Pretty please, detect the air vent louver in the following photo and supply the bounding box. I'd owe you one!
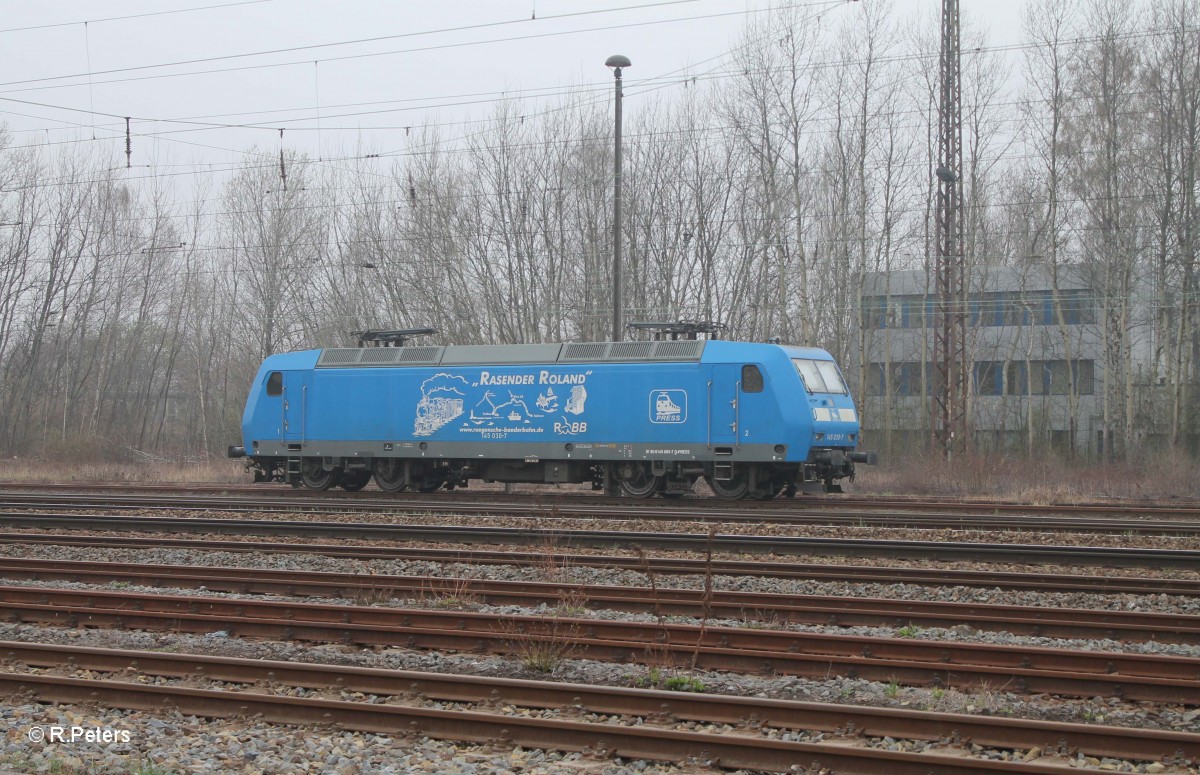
[316,349,361,366]
[359,348,402,364]
[608,341,653,359]
[652,340,704,359]
[561,343,609,361]
[398,346,444,364]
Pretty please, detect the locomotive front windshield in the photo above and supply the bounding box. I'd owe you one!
[793,358,847,394]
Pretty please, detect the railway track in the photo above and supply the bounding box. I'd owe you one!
[1,512,1197,567]
[2,532,1196,595]
[1,641,1193,773]
[2,557,1196,644]
[2,585,1196,703]
[4,490,1200,535]
[5,480,1200,519]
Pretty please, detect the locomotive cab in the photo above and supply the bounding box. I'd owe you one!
[792,355,873,491]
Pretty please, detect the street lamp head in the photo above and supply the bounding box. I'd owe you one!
[605,54,631,71]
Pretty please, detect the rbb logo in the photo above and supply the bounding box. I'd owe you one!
[554,421,587,435]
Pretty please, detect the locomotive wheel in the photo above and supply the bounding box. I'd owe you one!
[373,459,408,492]
[709,463,775,500]
[706,472,749,500]
[615,463,662,498]
[338,469,372,491]
[300,459,337,491]
[708,465,778,501]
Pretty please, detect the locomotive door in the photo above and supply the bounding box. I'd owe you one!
[282,371,310,443]
[708,365,739,448]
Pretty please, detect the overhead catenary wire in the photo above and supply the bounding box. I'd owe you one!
[0,1,274,35]
[0,18,1181,200]
[0,0,854,184]
[0,3,1194,278]
[0,0,717,90]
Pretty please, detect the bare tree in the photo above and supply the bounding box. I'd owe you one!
[1065,0,1148,461]
[1142,0,1200,451]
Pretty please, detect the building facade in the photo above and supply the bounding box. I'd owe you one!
[854,266,1156,457]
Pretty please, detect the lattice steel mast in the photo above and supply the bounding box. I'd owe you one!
[933,0,967,457]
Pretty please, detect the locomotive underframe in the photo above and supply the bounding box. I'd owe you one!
[237,440,860,499]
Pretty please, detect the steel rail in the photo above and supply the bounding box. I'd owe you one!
[0,532,1196,596]
[3,492,1198,535]
[0,513,1197,568]
[0,641,1193,768]
[2,557,1195,644]
[0,585,1195,702]
[0,672,1118,774]
[4,481,1200,518]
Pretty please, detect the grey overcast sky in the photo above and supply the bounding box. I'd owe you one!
[0,1,1026,174]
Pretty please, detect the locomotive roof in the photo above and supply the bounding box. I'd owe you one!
[264,340,834,370]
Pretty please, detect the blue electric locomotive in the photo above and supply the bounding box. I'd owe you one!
[228,338,875,499]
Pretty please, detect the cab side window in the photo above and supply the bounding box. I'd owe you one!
[742,365,764,393]
[266,372,283,396]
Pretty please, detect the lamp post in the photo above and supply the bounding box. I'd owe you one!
[606,54,631,342]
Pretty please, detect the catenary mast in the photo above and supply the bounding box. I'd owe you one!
[932,0,967,457]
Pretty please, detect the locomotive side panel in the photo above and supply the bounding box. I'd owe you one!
[257,358,800,464]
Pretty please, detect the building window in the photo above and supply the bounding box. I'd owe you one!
[861,296,889,329]
[1005,360,1094,395]
[973,361,1003,396]
[1006,361,1033,395]
[899,295,924,328]
[1055,290,1095,325]
[894,362,924,396]
[864,289,1095,329]
[866,363,886,396]
[1058,360,1094,395]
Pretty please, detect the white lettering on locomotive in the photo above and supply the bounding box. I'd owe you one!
[478,371,535,386]
[538,370,588,385]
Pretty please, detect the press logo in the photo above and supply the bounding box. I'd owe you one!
[29,726,132,744]
[650,390,686,423]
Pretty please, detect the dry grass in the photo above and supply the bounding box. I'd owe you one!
[530,530,575,584]
[0,457,244,485]
[7,445,1199,504]
[501,616,581,674]
[553,586,590,617]
[420,576,482,611]
[346,584,399,607]
[854,448,1200,503]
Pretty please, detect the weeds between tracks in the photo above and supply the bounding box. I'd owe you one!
[421,574,482,611]
[501,614,582,674]
[691,528,716,671]
[346,582,397,607]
